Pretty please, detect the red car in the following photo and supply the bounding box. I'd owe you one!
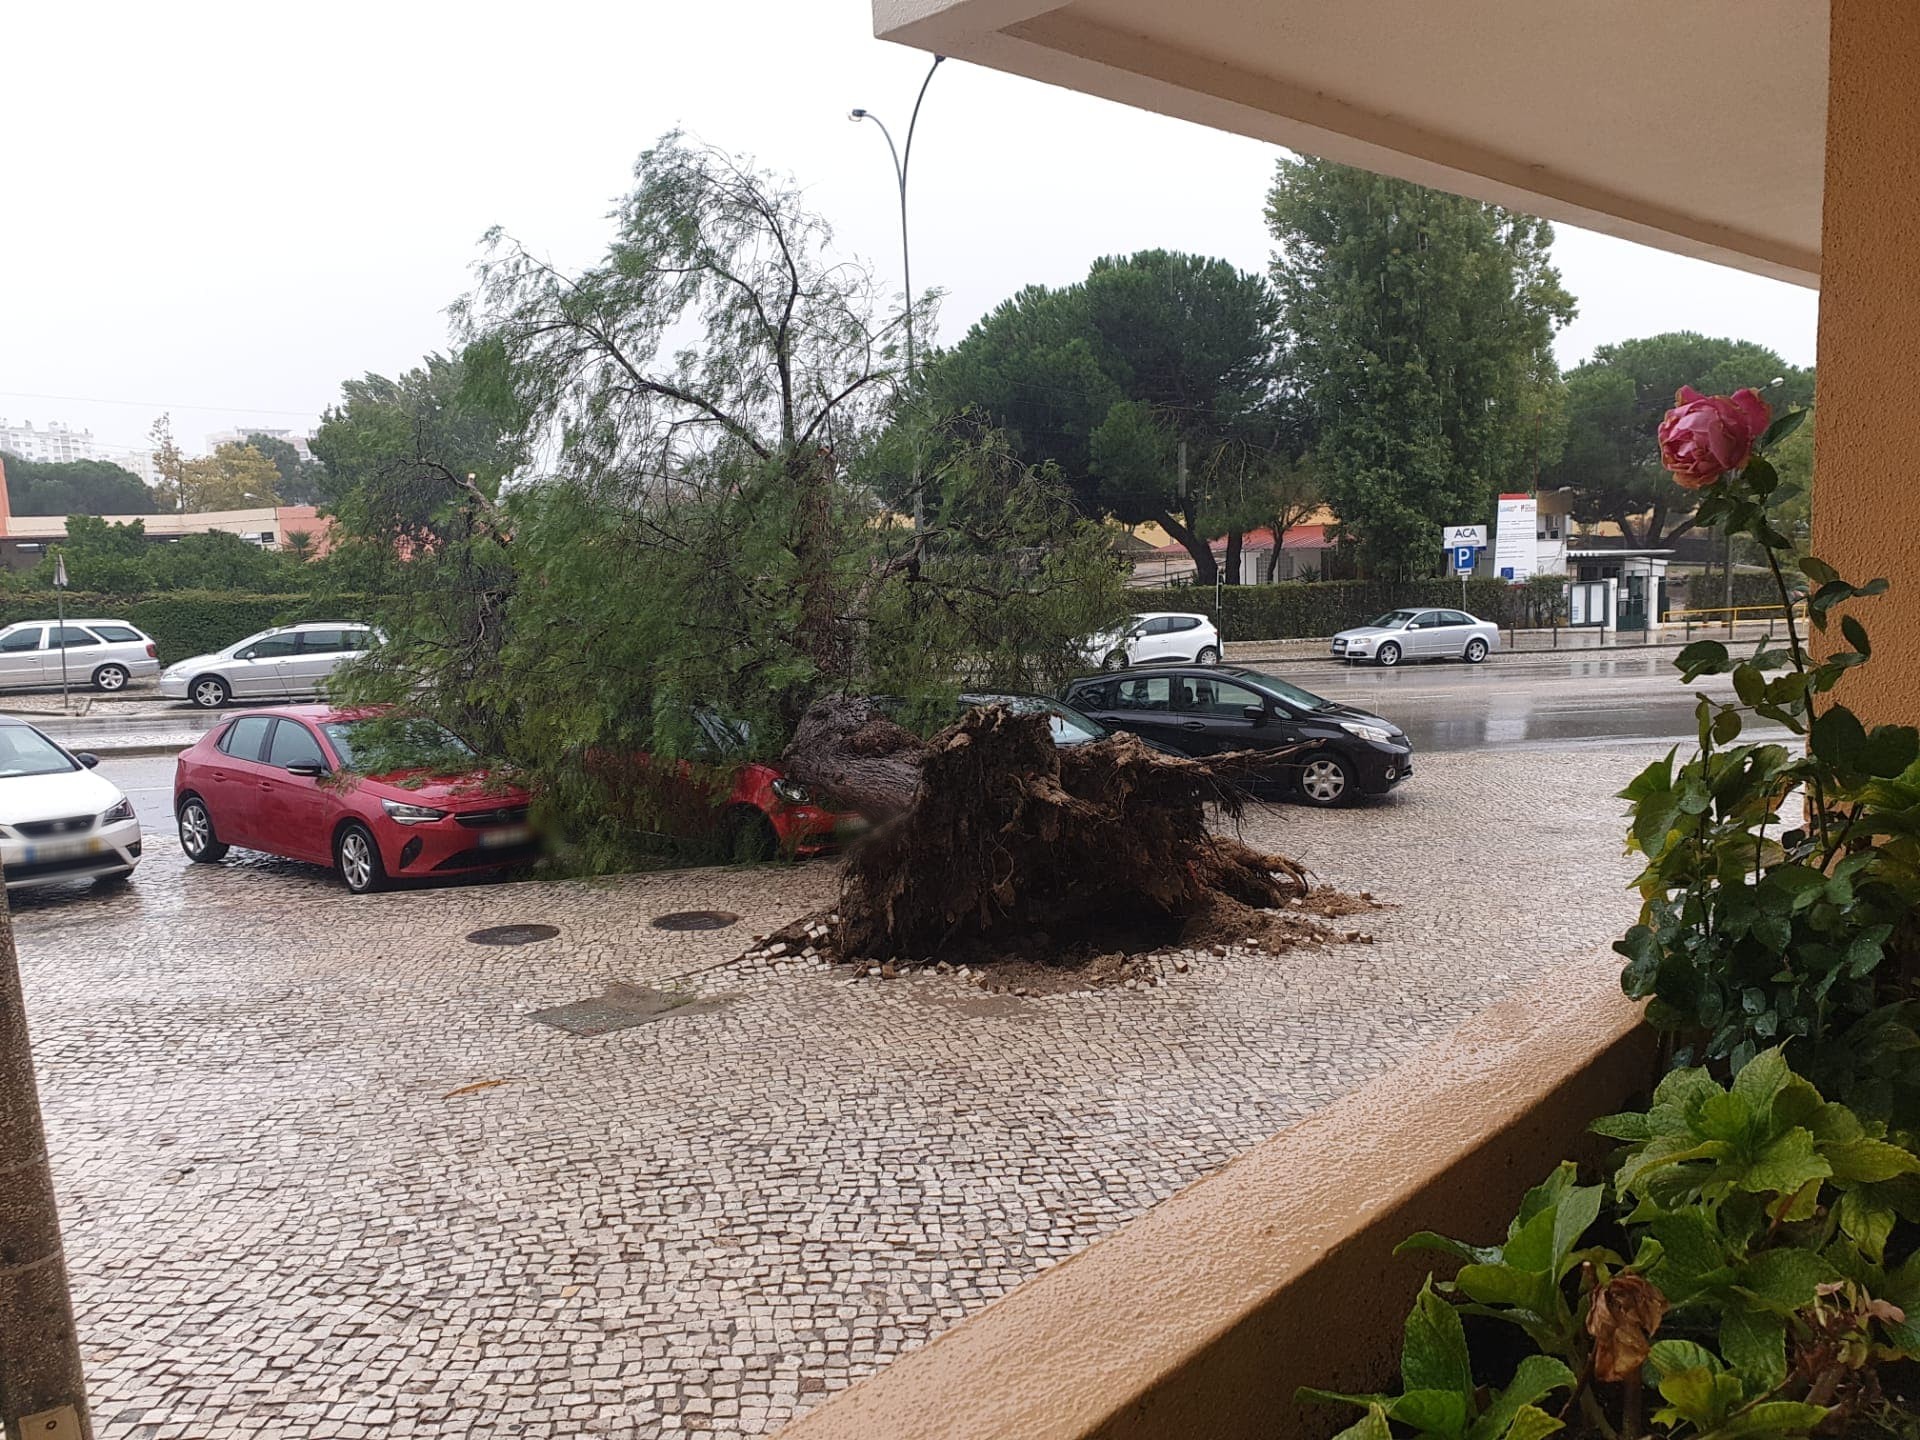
[173,705,536,893]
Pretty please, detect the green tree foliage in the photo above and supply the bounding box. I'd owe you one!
[0,453,156,515]
[243,433,327,505]
[330,134,1124,868]
[178,442,280,511]
[38,515,308,594]
[1546,333,1813,548]
[1266,158,1574,577]
[931,250,1304,584]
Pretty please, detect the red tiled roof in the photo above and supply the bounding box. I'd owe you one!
[1152,523,1332,557]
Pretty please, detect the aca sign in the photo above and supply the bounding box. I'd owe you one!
[1440,524,1488,549]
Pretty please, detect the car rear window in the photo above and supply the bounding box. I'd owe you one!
[298,629,352,653]
[52,627,100,647]
[88,625,144,642]
[219,715,275,762]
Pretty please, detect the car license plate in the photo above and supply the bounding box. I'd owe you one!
[24,836,104,863]
[477,825,531,849]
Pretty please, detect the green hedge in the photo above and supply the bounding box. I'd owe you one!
[1127,578,1561,641]
[0,591,363,666]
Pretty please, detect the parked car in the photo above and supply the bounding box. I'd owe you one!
[587,710,862,860]
[1330,608,1500,667]
[952,692,1183,756]
[159,621,378,709]
[0,618,160,693]
[0,717,142,888]
[1060,665,1413,807]
[1084,612,1221,670]
[173,705,535,893]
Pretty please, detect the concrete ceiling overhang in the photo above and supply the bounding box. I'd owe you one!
[874,0,1826,288]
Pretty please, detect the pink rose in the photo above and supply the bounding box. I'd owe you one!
[1657,386,1772,490]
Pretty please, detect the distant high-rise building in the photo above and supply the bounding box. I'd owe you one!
[204,426,316,463]
[0,418,155,485]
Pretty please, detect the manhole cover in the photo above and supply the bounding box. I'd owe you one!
[650,910,740,931]
[468,924,560,946]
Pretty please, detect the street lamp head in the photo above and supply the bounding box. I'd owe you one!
[849,108,868,120]
[1770,376,1786,387]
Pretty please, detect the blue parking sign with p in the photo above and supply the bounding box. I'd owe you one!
[1451,545,1476,573]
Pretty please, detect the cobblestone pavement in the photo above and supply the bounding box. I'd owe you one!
[14,744,1654,1438]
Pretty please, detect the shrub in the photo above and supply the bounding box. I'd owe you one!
[1124,578,1558,641]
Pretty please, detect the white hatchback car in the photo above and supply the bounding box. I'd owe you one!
[160,622,378,709]
[0,618,161,693]
[1088,612,1221,670]
[0,717,141,889]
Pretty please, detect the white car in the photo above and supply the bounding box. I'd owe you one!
[0,618,161,693]
[1088,612,1221,670]
[160,622,378,709]
[0,717,141,889]
[1330,608,1502,667]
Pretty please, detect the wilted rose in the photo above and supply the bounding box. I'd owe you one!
[1587,1274,1669,1382]
[1657,386,1772,489]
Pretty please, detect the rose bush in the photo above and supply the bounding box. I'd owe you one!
[1657,385,1774,489]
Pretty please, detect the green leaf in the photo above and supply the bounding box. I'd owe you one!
[1841,613,1872,658]
[1718,1304,1787,1389]
[1678,639,1733,678]
[1655,1364,1733,1430]
[1810,706,1868,771]
[1330,1404,1394,1440]
[1838,1189,1896,1264]
[1761,407,1809,450]
[1389,1389,1470,1436]
[1396,1232,1503,1266]
[1712,1401,1830,1438]
[1454,1262,1551,1315]
[1743,1129,1831,1197]
[1737,1247,1839,1309]
[1711,708,1743,745]
[1860,724,1920,778]
[1649,1211,1731,1303]
[1466,1355,1575,1440]
[1497,1407,1563,1440]
[1549,1185,1603,1276]
[1590,1111,1652,1141]
[1798,554,1838,587]
[1825,1137,1920,1184]
[1401,1280,1473,1399]
[1647,1339,1721,1380]
[1633,789,1685,859]
[1731,1047,1791,1109]
[1732,665,1766,707]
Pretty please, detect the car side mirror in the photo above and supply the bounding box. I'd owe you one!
[1242,705,1268,725]
[286,762,327,779]
[76,752,99,769]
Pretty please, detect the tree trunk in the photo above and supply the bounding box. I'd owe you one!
[780,698,1307,961]
[1158,513,1217,586]
[1223,528,1244,586]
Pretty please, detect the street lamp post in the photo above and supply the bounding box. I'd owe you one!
[850,53,944,377]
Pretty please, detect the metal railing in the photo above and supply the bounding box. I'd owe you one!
[1662,602,1804,640]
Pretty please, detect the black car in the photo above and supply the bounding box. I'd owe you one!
[1059,665,1412,807]
[954,692,1182,756]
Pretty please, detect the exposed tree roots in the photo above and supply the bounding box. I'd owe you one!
[779,696,1310,961]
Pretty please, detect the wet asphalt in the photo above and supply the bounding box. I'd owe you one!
[93,652,1762,840]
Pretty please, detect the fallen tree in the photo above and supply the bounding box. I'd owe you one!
[779,696,1308,961]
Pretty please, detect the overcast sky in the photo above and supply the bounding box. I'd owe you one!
[2,0,1821,456]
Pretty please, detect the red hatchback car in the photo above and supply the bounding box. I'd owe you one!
[173,705,536,893]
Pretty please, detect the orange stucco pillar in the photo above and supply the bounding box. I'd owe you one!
[1812,0,1920,725]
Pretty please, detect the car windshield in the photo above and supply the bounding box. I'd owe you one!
[1366,610,1419,629]
[960,694,1107,745]
[1236,671,1339,712]
[0,724,78,778]
[321,718,475,772]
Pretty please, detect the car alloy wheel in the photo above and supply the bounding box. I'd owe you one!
[1464,638,1489,663]
[1102,650,1128,671]
[1196,646,1220,665]
[336,825,385,894]
[94,664,129,692]
[1298,755,1350,807]
[191,676,230,709]
[178,799,228,862]
[1374,641,1402,668]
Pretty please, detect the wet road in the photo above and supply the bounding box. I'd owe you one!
[93,652,1770,839]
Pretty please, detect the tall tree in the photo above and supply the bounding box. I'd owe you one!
[0,453,156,515]
[1545,332,1813,547]
[243,432,327,505]
[148,413,188,511]
[1267,158,1574,577]
[178,442,279,511]
[933,251,1301,583]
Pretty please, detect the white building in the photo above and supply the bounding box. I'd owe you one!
[0,418,155,485]
[204,426,315,463]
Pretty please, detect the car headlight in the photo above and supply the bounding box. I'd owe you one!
[1340,720,1396,744]
[1343,636,1371,647]
[101,798,136,824]
[382,799,447,824]
[771,778,812,805]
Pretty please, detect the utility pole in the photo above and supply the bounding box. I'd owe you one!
[1,895,93,1438]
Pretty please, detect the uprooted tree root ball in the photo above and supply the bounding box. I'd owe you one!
[779,696,1334,967]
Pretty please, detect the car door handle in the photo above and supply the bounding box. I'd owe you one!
[1181,721,1206,731]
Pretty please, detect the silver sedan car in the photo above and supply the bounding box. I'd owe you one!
[1330,607,1500,667]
